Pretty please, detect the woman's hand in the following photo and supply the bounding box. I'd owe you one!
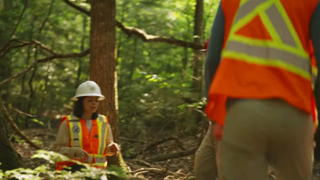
[72,147,89,162]
[106,142,120,156]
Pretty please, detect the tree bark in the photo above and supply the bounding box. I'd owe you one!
[0,113,24,171]
[192,0,203,96]
[90,0,118,142]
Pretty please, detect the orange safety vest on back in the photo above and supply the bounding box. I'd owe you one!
[56,114,109,170]
[206,0,319,126]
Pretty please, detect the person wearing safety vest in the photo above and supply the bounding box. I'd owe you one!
[194,38,222,180]
[204,0,320,179]
[53,80,120,172]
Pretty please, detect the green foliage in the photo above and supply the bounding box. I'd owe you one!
[0,150,127,180]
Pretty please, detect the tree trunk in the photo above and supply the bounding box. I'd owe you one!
[90,0,118,142]
[0,115,24,171]
[192,0,203,97]
[90,0,123,173]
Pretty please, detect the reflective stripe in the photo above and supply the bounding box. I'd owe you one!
[67,116,83,148]
[265,4,295,47]
[97,115,108,155]
[224,0,310,80]
[312,65,318,89]
[224,41,310,76]
[234,0,265,23]
[88,154,107,167]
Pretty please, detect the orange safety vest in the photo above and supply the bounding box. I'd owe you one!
[56,114,109,170]
[206,0,319,126]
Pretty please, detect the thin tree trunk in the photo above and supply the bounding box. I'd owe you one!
[192,0,204,97]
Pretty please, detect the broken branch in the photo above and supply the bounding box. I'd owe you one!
[63,0,203,49]
[0,103,41,150]
[11,107,36,118]
[0,49,89,87]
[0,39,57,60]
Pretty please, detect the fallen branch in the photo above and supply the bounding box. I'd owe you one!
[145,148,197,163]
[119,137,145,144]
[0,49,89,87]
[144,137,186,152]
[63,0,203,49]
[0,103,41,149]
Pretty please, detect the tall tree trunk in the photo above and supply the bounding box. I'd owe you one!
[0,114,24,171]
[90,0,117,141]
[192,0,203,98]
[90,0,122,172]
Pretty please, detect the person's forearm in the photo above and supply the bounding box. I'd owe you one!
[204,2,225,99]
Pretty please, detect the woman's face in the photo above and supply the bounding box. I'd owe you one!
[83,96,99,114]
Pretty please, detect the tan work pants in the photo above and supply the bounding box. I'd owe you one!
[194,123,221,180]
[220,99,314,180]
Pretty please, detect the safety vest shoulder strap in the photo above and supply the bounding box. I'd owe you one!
[66,115,83,148]
[96,114,108,155]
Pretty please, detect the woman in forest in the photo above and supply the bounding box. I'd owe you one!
[53,80,119,172]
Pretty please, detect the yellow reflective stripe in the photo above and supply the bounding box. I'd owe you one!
[259,11,282,43]
[92,162,107,167]
[68,116,83,148]
[223,50,311,79]
[312,66,318,75]
[78,122,83,148]
[97,115,107,155]
[229,35,309,59]
[87,154,106,167]
[225,40,310,72]
[231,0,273,35]
[102,116,108,154]
[273,0,303,50]
[67,116,74,147]
[312,66,318,89]
[239,0,249,6]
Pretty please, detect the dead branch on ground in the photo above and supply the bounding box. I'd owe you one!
[145,148,197,162]
[0,103,41,149]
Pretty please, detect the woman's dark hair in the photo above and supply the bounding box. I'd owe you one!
[73,96,98,119]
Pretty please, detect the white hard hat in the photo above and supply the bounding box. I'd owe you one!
[71,81,105,101]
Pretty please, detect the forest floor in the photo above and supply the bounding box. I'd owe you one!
[10,127,320,180]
